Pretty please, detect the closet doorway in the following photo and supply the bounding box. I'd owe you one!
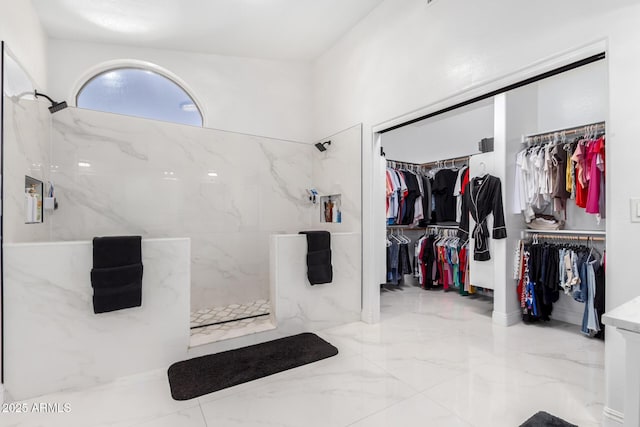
[370,50,608,335]
[381,99,493,300]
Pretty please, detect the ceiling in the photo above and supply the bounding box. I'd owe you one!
[32,0,385,60]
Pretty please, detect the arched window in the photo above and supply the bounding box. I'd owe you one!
[76,68,203,127]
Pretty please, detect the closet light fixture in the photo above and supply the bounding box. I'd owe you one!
[315,141,331,152]
[207,172,218,177]
[78,162,91,168]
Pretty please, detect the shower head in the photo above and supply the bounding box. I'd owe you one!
[315,141,331,152]
[34,90,68,114]
[48,101,68,114]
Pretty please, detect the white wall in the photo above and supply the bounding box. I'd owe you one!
[2,97,51,243]
[312,125,362,234]
[312,0,640,422]
[271,233,361,334]
[0,0,48,88]
[312,0,634,138]
[536,60,607,132]
[47,39,313,143]
[50,107,314,310]
[4,238,190,400]
[382,100,492,163]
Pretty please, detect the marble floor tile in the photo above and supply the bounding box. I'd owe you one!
[4,285,605,427]
[128,406,207,427]
[0,370,197,427]
[199,354,417,427]
[427,357,604,427]
[348,392,472,427]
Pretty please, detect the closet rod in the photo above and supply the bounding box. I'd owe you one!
[420,155,470,168]
[387,224,459,230]
[523,234,605,242]
[386,159,421,169]
[522,121,605,144]
[521,229,606,237]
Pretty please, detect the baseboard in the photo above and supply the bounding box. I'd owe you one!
[492,310,520,326]
[603,406,624,426]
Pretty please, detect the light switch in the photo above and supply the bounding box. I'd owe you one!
[631,198,640,222]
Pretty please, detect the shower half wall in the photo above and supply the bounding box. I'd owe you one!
[49,107,315,311]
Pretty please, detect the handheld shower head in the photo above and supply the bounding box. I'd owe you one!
[34,90,68,114]
[315,141,331,152]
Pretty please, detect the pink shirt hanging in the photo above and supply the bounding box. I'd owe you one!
[585,137,605,214]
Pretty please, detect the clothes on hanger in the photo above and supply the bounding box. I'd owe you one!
[513,134,605,223]
[386,160,467,226]
[458,174,507,261]
[414,228,471,294]
[514,237,605,338]
[386,165,426,226]
[385,231,412,285]
[453,166,469,223]
[432,169,458,222]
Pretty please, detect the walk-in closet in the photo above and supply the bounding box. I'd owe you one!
[378,57,607,335]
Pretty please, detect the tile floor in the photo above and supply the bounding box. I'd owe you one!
[190,301,271,329]
[189,300,274,347]
[2,285,604,427]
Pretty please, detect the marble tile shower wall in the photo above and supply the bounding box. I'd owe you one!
[50,108,315,310]
[3,97,52,243]
[312,124,362,232]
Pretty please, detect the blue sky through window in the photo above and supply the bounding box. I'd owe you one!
[77,68,203,127]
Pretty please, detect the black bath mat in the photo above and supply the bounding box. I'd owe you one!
[519,411,578,427]
[167,332,338,400]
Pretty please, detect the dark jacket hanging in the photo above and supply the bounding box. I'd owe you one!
[432,169,458,222]
[91,236,143,313]
[299,231,333,285]
[458,175,507,261]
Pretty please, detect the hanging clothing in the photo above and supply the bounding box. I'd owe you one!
[594,264,606,339]
[387,241,400,284]
[385,163,436,226]
[515,133,605,224]
[514,238,604,338]
[454,166,469,223]
[418,175,433,226]
[432,169,458,222]
[413,230,468,292]
[571,141,589,209]
[586,137,605,215]
[400,172,421,225]
[385,239,412,285]
[551,145,571,216]
[458,174,507,261]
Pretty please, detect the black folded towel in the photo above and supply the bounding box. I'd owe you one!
[91,236,143,314]
[91,264,143,289]
[93,235,142,268]
[299,231,333,285]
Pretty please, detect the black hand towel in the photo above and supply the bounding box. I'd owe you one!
[299,231,333,285]
[91,236,143,314]
[93,235,142,268]
[91,264,143,289]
